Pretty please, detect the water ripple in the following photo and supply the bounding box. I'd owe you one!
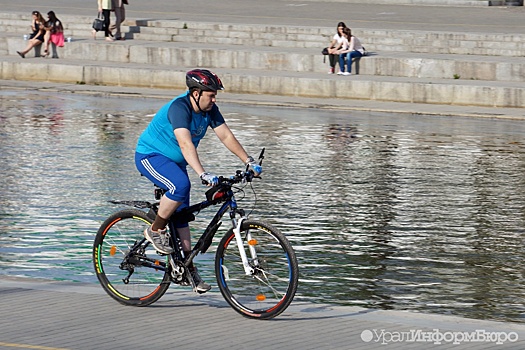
[1,92,525,323]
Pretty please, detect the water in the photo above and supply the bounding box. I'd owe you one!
[1,90,524,323]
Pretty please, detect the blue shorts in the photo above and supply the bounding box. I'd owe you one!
[135,152,191,227]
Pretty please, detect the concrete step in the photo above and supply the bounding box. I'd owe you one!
[5,36,524,82]
[298,0,504,4]
[3,14,525,57]
[1,17,139,38]
[1,54,523,108]
[128,22,525,56]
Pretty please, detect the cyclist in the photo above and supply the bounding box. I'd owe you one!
[135,69,262,293]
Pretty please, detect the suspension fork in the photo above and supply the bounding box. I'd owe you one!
[231,212,257,276]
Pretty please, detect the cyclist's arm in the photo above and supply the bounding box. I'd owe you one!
[174,127,206,176]
[213,123,250,163]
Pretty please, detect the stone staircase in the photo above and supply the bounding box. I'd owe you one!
[297,0,507,5]
[1,12,524,108]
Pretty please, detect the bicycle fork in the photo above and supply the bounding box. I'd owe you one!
[231,216,259,276]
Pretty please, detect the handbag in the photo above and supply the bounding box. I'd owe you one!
[322,47,331,63]
[92,13,105,32]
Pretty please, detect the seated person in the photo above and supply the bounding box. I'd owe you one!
[337,27,365,76]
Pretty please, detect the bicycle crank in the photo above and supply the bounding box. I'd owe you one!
[168,256,185,283]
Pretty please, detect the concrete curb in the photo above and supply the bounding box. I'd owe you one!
[2,79,525,120]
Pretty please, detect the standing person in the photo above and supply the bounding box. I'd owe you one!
[42,11,64,58]
[326,22,347,74]
[110,0,127,40]
[135,69,262,293]
[16,11,46,58]
[337,27,365,76]
[97,0,114,41]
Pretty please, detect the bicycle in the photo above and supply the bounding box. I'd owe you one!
[92,150,299,319]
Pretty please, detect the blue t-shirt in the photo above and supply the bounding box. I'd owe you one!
[136,92,225,165]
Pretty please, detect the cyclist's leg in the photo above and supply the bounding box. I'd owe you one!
[135,152,190,215]
[176,225,211,292]
[135,152,208,290]
[177,226,191,252]
[135,152,191,253]
[156,195,182,230]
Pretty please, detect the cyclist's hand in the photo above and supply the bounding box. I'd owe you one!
[246,156,262,176]
[200,172,219,186]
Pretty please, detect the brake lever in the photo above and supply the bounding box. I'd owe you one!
[258,148,265,166]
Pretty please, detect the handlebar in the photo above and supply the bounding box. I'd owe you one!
[222,170,257,185]
[201,148,265,186]
[203,169,259,202]
[201,169,258,187]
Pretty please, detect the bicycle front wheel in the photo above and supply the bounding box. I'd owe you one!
[93,208,171,306]
[215,220,299,319]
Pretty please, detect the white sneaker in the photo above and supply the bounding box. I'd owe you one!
[190,267,211,293]
[328,69,334,74]
[343,72,351,76]
[144,227,173,255]
[337,71,344,75]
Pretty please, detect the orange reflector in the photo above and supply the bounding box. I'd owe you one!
[248,239,258,246]
[154,260,160,266]
[109,246,117,256]
[256,294,266,301]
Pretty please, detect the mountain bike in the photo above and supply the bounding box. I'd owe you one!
[92,150,299,319]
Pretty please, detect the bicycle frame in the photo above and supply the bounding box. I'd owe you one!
[112,178,259,287]
[175,189,257,275]
[156,183,257,286]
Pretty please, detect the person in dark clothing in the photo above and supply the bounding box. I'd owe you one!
[17,11,46,58]
[326,22,347,74]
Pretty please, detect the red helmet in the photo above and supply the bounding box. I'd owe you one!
[186,69,224,92]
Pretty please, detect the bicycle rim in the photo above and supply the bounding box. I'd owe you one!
[215,220,299,319]
[93,208,171,306]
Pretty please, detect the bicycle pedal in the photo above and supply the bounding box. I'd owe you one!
[178,280,191,286]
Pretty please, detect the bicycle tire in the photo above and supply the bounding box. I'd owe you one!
[93,208,171,306]
[215,220,299,319]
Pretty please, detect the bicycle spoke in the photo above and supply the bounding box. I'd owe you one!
[216,220,298,319]
[93,209,171,306]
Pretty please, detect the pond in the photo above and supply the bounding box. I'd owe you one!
[1,90,524,323]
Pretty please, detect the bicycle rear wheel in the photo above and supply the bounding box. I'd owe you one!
[215,220,299,319]
[93,208,171,306]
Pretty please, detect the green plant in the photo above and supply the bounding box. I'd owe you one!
[183,23,188,29]
[453,74,460,79]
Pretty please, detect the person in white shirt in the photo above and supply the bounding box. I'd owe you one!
[327,22,347,74]
[337,27,365,76]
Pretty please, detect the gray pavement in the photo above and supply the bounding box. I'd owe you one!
[1,276,525,350]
